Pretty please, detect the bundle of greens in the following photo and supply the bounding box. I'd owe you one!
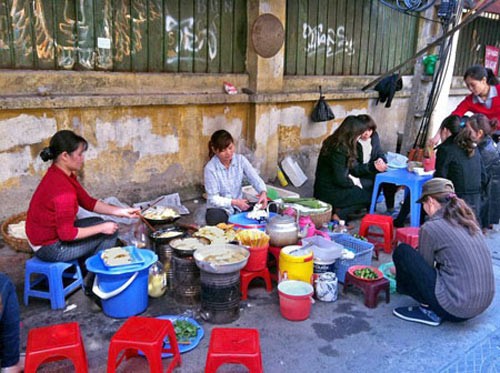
[173,319,199,344]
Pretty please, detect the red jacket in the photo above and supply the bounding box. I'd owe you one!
[26,165,97,246]
[452,84,500,130]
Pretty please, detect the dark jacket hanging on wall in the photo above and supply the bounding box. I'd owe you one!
[374,74,403,108]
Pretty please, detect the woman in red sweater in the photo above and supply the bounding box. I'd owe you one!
[431,65,500,145]
[26,130,139,291]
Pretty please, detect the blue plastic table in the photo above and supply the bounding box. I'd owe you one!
[369,168,433,227]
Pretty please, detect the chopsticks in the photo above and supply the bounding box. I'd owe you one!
[137,213,157,232]
[139,196,165,214]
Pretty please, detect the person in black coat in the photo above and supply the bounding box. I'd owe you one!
[434,115,486,225]
[357,115,397,211]
[314,115,387,222]
[467,114,500,229]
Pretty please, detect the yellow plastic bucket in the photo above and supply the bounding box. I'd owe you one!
[279,245,314,284]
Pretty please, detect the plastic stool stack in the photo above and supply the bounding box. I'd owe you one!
[343,271,390,308]
[24,322,88,373]
[107,316,181,373]
[358,214,394,258]
[205,328,263,373]
[240,268,272,300]
[24,258,83,309]
[395,227,420,248]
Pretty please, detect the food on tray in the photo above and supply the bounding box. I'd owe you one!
[170,237,208,251]
[7,220,27,240]
[216,222,234,230]
[157,230,183,239]
[353,267,379,280]
[101,247,133,266]
[195,225,236,243]
[235,229,270,248]
[143,206,180,221]
[173,319,199,344]
[201,248,247,265]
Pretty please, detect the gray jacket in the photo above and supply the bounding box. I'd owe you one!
[419,211,495,318]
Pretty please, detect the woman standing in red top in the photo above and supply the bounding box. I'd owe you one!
[26,130,139,290]
[430,65,500,145]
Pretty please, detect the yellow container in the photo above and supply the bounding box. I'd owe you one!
[279,245,314,284]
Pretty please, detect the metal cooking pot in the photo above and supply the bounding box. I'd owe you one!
[266,214,302,247]
[193,244,250,274]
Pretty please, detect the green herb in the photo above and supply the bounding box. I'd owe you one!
[353,267,379,280]
[173,319,199,343]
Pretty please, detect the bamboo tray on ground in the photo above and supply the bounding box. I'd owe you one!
[1,212,32,254]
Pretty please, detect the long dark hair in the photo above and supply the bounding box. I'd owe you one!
[439,115,462,137]
[40,130,88,162]
[357,114,377,131]
[320,116,367,167]
[432,192,480,235]
[208,129,234,158]
[464,65,499,85]
[454,121,478,158]
[467,114,496,137]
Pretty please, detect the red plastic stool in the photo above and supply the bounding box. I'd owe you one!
[359,214,394,258]
[205,328,263,373]
[267,246,282,282]
[24,322,88,373]
[343,271,390,308]
[240,268,272,300]
[107,316,181,373]
[395,227,420,248]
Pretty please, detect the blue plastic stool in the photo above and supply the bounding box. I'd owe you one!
[24,258,84,309]
[369,168,433,227]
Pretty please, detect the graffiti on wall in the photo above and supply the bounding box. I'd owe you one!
[302,23,355,57]
[165,15,218,63]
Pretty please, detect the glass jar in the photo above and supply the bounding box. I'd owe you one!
[148,261,167,298]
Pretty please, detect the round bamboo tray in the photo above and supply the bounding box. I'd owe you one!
[1,212,32,253]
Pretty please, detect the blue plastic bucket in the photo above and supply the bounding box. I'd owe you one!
[86,248,157,318]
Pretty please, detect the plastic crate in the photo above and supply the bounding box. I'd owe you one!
[331,234,374,283]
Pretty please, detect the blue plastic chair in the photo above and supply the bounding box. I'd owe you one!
[24,257,84,309]
[369,168,433,227]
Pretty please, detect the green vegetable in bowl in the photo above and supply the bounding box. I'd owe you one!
[173,319,199,343]
[354,267,379,280]
[352,233,367,241]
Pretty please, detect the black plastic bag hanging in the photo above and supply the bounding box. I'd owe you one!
[311,86,335,122]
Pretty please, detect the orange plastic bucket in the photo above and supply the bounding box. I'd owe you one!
[244,244,269,272]
[277,280,314,321]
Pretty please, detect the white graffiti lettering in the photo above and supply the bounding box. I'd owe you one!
[165,15,218,63]
[302,23,355,57]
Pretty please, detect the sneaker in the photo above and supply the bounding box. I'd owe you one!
[393,305,442,326]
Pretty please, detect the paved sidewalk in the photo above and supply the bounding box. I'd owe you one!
[1,200,499,372]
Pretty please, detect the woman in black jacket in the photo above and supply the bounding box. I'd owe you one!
[357,115,397,211]
[434,116,486,224]
[467,114,500,229]
[314,115,386,222]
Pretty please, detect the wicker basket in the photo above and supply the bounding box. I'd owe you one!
[300,203,333,229]
[1,212,32,254]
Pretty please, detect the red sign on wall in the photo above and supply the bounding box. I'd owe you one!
[485,45,499,76]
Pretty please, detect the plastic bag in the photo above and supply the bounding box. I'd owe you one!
[311,86,335,122]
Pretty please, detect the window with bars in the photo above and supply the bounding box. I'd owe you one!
[0,0,247,73]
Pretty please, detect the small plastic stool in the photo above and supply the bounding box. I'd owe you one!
[395,227,420,248]
[205,328,263,373]
[24,257,84,310]
[107,316,181,373]
[240,268,272,300]
[343,271,390,308]
[24,322,88,373]
[359,214,394,258]
[267,246,282,282]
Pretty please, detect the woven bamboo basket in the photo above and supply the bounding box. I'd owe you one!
[300,203,333,228]
[1,212,32,254]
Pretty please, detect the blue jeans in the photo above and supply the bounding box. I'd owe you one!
[35,217,118,287]
[0,273,20,368]
[392,244,467,322]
